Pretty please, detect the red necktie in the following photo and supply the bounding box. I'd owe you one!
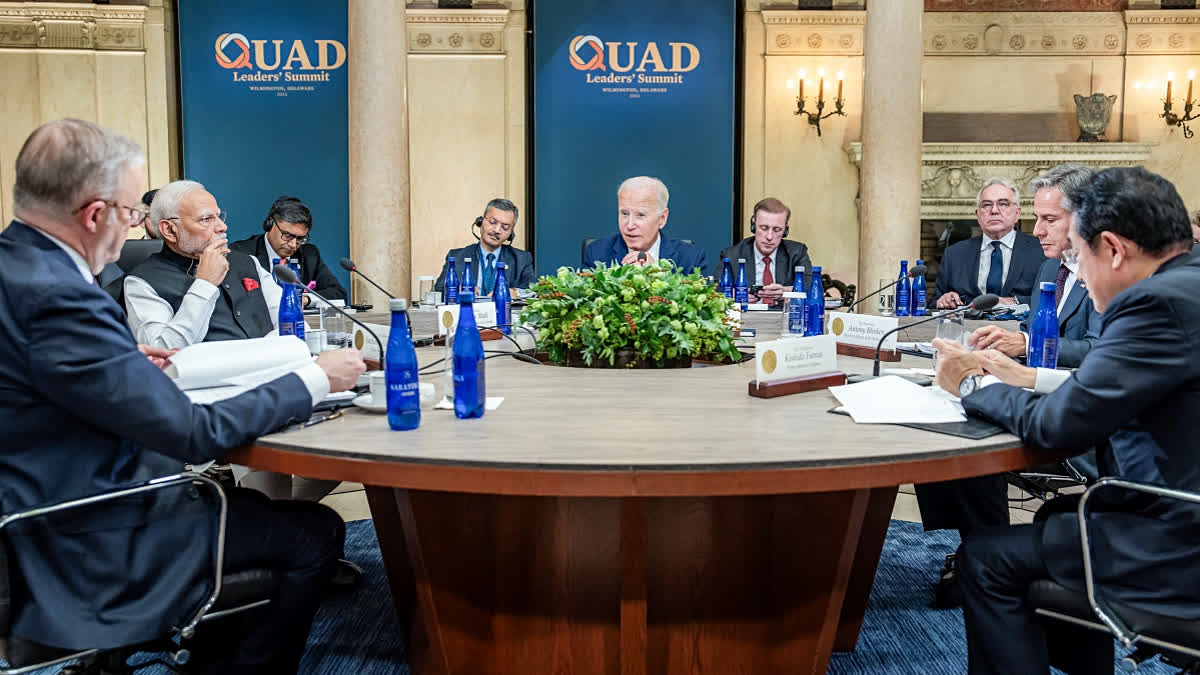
[762,256,773,286]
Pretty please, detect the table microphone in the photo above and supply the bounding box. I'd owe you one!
[637,251,648,264]
[276,264,385,363]
[871,293,999,376]
[845,263,927,314]
[338,257,395,299]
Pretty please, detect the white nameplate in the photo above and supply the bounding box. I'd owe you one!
[755,334,837,384]
[436,303,499,336]
[827,311,899,351]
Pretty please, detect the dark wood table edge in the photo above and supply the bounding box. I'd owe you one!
[227,442,1068,497]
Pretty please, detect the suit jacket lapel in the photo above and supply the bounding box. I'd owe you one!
[1058,278,1087,324]
[968,238,983,297]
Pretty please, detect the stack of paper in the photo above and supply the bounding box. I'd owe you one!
[829,375,966,424]
[166,336,314,404]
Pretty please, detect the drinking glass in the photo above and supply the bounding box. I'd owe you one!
[931,314,968,369]
[322,306,351,349]
[417,276,435,307]
[876,278,895,316]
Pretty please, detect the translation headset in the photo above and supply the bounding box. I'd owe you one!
[749,212,789,238]
[471,214,516,244]
[262,196,309,234]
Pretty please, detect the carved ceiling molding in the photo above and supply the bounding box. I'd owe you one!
[406,8,509,53]
[762,10,865,55]
[924,11,1126,55]
[926,0,1128,10]
[0,3,145,50]
[845,142,1157,219]
[1125,10,1200,54]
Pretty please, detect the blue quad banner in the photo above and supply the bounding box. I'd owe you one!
[177,0,350,290]
[533,0,737,277]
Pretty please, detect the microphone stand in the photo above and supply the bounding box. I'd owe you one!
[845,266,926,314]
[276,264,386,365]
[870,294,998,376]
[339,258,395,300]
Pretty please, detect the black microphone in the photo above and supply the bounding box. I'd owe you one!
[637,251,648,263]
[871,293,999,376]
[846,264,927,313]
[276,264,385,364]
[338,257,395,299]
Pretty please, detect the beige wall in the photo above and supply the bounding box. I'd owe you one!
[0,1,171,236]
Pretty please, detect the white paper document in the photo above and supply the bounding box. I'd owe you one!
[167,336,313,391]
[829,375,966,424]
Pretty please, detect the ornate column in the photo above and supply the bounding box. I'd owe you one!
[857,1,922,311]
[349,1,410,304]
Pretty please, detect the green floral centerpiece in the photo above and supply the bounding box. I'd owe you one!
[520,260,743,368]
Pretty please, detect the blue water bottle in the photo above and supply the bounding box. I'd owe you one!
[288,257,303,305]
[911,259,927,316]
[385,298,421,430]
[735,258,749,311]
[444,256,459,305]
[805,266,824,335]
[1027,281,1060,369]
[452,291,486,419]
[271,257,282,285]
[277,280,305,340]
[461,257,475,297]
[789,266,807,334]
[895,260,911,317]
[719,258,734,298]
[493,261,511,335]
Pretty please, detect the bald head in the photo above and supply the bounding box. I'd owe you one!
[13,118,144,220]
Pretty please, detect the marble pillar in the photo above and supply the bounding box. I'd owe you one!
[858,2,922,312]
[349,1,411,304]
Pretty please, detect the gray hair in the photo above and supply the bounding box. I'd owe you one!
[618,176,669,212]
[1030,163,1094,212]
[975,177,1020,208]
[13,118,145,219]
[483,197,518,224]
[148,179,206,238]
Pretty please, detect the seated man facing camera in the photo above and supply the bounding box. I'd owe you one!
[719,197,812,306]
[230,195,346,307]
[434,198,535,296]
[583,176,708,276]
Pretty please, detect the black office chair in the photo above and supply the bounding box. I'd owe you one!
[1007,453,1097,504]
[0,472,279,675]
[115,239,162,273]
[579,237,696,267]
[1026,478,1200,673]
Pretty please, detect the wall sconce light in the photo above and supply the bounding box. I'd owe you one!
[1162,71,1198,138]
[786,68,846,137]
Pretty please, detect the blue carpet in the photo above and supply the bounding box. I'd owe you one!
[27,518,1177,674]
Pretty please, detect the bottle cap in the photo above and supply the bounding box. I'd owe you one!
[812,266,822,273]
[496,262,506,269]
[459,291,475,303]
[900,260,908,265]
[464,257,472,263]
[783,291,805,299]
[389,298,408,312]
[794,265,804,272]
[722,257,730,262]
[737,258,746,263]
[448,256,456,261]
[1040,281,1056,291]
[916,259,925,265]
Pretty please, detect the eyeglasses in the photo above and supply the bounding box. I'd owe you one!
[977,200,1015,212]
[75,199,151,225]
[484,216,514,232]
[166,211,227,227]
[1061,248,1079,265]
[272,221,309,245]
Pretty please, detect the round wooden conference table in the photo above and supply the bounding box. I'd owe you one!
[229,310,1055,675]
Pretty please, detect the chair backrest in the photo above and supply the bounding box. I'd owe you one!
[116,239,163,273]
[581,238,598,267]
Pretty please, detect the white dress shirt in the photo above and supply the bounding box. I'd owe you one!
[646,234,662,263]
[34,225,93,283]
[976,228,1018,294]
[754,249,776,286]
[124,254,283,349]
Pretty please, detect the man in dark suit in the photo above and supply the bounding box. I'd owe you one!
[434,198,535,295]
[935,178,1046,308]
[123,180,282,349]
[916,164,1102,608]
[229,195,347,306]
[719,197,812,306]
[933,166,1200,674]
[0,118,365,674]
[583,176,708,276]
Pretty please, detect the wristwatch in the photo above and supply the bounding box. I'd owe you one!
[958,374,985,398]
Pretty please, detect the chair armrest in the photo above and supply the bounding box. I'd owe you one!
[1077,478,1200,648]
[0,472,229,640]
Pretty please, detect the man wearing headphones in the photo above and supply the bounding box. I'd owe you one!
[719,197,812,306]
[230,195,346,307]
[434,198,535,296]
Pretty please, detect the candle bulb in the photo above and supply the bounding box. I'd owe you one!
[837,70,844,102]
[1167,73,1174,103]
[818,68,825,103]
[797,69,805,101]
[1189,70,1195,106]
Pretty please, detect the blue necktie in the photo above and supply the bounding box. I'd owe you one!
[986,240,1003,295]
[482,253,495,295]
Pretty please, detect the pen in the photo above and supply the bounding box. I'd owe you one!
[288,410,342,432]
